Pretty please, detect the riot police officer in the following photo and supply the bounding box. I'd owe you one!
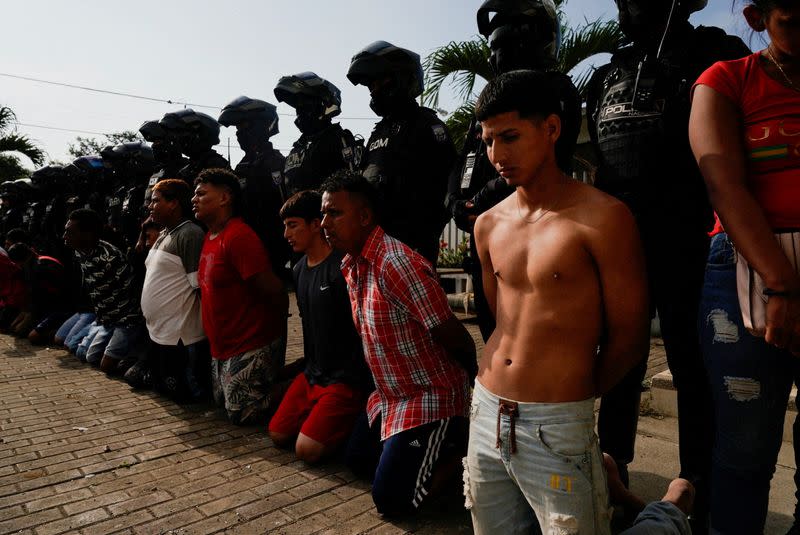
[139,120,188,183]
[0,181,24,244]
[99,141,156,249]
[139,120,189,218]
[274,72,361,196]
[13,178,43,244]
[159,109,230,184]
[348,41,456,265]
[29,165,71,257]
[65,155,106,217]
[446,0,582,341]
[218,96,289,277]
[585,0,749,521]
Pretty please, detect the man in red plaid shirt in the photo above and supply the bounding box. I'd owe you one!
[320,170,477,517]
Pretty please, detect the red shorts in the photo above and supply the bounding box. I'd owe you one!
[268,373,365,447]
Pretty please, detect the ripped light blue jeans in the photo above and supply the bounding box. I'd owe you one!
[699,233,795,534]
[465,380,611,535]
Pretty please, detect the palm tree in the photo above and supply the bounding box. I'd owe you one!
[0,106,46,182]
[423,0,625,146]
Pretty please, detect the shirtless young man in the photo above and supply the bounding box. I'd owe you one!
[465,70,650,534]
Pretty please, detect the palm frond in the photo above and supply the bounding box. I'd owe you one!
[0,154,32,182]
[445,100,478,151]
[0,133,46,166]
[422,38,492,109]
[0,107,17,133]
[558,19,625,75]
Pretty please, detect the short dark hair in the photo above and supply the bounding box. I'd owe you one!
[319,170,381,218]
[475,69,562,123]
[153,178,192,217]
[195,168,243,215]
[7,243,33,263]
[68,208,103,236]
[5,228,31,246]
[142,219,161,233]
[280,190,322,222]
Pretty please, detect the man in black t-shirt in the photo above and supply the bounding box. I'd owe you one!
[268,190,369,464]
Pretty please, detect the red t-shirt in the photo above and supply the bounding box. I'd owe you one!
[0,254,25,308]
[695,52,800,234]
[198,217,280,360]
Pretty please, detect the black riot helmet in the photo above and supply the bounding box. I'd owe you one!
[347,41,424,117]
[477,0,561,73]
[615,0,707,43]
[159,109,221,154]
[100,141,156,185]
[30,165,69,193]
[140,120,182,164]
[139,120,167,142]
[0,180,21,202]
[67,155,105,192]
[219,96,280,152]
[219,96,279,136]
[11,178,38,203]
[274,72,342,134]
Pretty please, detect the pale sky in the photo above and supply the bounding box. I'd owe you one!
[2,0,756,168]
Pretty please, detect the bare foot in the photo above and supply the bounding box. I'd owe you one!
[662,478,695,516]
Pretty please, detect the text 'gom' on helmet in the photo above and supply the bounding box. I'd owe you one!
[218,96,280,138]
[274,73,342,120]
[347,41,424,99]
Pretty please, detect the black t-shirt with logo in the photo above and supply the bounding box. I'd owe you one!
[294,249,369,388]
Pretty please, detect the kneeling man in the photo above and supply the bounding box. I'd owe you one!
[269,190,370,463]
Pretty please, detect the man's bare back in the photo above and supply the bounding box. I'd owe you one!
[474,179,649,403]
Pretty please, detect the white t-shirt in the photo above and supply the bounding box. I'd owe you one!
[141,220,206,345]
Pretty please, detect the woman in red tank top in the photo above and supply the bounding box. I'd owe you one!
[690,1,800,532]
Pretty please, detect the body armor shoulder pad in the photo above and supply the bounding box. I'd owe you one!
[693,26,751,61]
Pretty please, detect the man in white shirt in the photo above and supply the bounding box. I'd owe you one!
[132,179,207,401]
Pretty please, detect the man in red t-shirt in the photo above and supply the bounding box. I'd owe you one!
[193,168,289,425]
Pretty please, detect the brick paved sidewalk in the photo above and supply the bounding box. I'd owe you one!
[0,330,478,535]
[0,293,677,535]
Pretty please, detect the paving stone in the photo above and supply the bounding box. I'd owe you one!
[34,507,110,535]
[2,318,764,535]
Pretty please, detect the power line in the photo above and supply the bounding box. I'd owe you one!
[1,71,378,120]
[16,121,290,152]
[17,122,112,136]
[0,72,219,110]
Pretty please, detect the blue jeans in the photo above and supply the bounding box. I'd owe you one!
[465,381,611,535]
[56,313,95,352]
[103,324,142,360]
[76,322,113,365]
[699,233,795,534]
[623,502,690,534]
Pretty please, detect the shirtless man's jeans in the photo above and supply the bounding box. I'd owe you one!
[465,380,611,535]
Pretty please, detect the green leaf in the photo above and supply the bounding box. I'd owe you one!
[422,38,492,109]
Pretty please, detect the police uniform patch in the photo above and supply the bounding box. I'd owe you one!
[432,124,448,143]
[461,152,476,189]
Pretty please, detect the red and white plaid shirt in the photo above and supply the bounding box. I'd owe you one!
[342,226,470,440]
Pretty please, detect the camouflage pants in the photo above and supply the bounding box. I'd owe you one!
[211,336,286,426]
